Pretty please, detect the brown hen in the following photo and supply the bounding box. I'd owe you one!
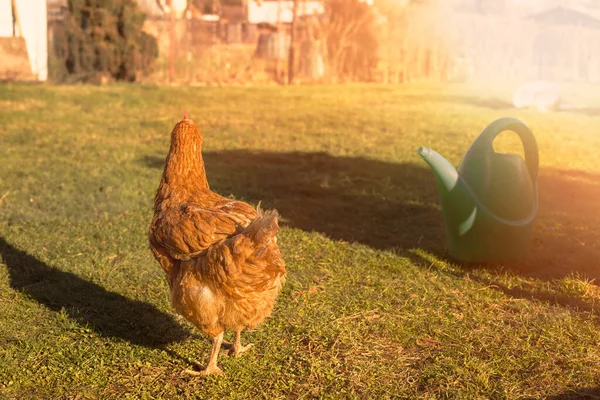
[148,115,286,376]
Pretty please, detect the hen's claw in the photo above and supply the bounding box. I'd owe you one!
[229,343,254,358]
[184,364,224,376]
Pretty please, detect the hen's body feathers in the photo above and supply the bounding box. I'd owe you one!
[148,117,285,375]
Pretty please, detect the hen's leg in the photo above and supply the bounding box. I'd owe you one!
[185,332,224,376]
[229,330,254,357]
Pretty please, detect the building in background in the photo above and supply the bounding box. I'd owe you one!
[247,0,324,24]
[0,0,47,81]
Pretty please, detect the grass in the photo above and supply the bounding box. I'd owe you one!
[0,82,599,399]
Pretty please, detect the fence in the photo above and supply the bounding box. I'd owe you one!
[46,7,600,85]
[141,14,329,85]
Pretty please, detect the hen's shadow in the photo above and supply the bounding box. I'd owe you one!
[0,237,189,347]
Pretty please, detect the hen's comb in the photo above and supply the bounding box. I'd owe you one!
[183,110,188,120]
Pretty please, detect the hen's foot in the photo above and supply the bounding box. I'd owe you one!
[229,343,254,358]
[184,363,224,376]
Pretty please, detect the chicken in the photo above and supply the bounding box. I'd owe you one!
[148,113,286,376]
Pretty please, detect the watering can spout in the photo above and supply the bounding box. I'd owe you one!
[418,146,479,239]
[418,147,461,194]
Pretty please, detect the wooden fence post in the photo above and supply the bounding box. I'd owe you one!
[288,0,298,84]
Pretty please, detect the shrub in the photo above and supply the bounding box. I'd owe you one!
[50,0,158,83]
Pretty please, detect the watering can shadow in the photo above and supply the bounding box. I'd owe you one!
[418,117,539,263]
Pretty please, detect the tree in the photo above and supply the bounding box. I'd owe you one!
[321,0,380,81]
[316,0,436,82]
[374,0,455,83]
[51,0,158,82]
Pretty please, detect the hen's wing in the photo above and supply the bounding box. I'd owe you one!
[150,200,257,260]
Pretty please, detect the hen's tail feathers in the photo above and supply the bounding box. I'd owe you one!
[243,209,280,246]
[256,200,263,217]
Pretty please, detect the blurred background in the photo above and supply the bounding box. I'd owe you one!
[1,0,600,86]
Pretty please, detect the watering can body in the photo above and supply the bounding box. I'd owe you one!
[418,117,539,263]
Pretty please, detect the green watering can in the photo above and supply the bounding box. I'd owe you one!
[418,117,539,263]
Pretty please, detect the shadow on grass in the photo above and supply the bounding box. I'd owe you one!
[488,282,600,317]
[509,168,600,280]
[543,387,600,399]
[442,96,600,116]
[0,237,190,347]
[558,107,600,117]
[405,93,600,116]
[143,150,600,282]
[399,94,514,110]
[142,151,445,253]
[447,95,600,117]
[440,95,514,110]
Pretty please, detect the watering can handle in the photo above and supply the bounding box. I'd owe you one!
[480,117,539,183]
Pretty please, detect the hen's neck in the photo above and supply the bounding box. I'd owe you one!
[164,142,208,188]
[157,121,209,204]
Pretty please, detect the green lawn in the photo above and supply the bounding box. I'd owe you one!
[0,82,599,399]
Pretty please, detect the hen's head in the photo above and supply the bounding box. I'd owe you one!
[170,111,203,147]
